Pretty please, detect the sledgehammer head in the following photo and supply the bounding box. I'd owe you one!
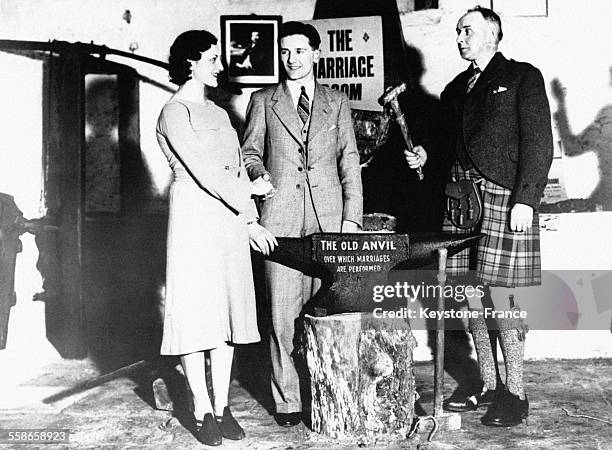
[378,82,407,106]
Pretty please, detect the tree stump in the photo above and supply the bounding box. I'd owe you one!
[304,312,417,445]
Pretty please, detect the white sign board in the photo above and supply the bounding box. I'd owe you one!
[542,159,569,204]
[306,16,384,111]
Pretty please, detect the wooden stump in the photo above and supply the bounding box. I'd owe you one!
[304,312,417,445]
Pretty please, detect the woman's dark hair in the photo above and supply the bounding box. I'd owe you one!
[279,21,321,49]
[168,30,217,85]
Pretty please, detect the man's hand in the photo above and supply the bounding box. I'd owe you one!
[248,222,278,256]
[341,220,359,233]
[509,203,533,232]
[404,145,427,169]
[251,176,277,199]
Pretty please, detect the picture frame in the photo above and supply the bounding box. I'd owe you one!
[487,0,548,17]
[220,15,281,86]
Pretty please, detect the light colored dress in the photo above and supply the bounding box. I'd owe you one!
[156,98,260,355]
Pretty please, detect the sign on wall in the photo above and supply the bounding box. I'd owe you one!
[306,16,384,111]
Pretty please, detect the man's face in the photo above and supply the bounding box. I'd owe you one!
[251,31,260,44]
[455,12,496,62]
[280,34,320,81]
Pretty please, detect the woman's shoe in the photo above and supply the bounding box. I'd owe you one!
[215,406,245,440]
[195,413,223,446]
[481,391,529,427]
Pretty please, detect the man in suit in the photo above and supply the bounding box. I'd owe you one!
[410,7,553,427]
[242,21,363,427]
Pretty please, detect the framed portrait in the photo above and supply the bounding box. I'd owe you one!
[220,15,281,86]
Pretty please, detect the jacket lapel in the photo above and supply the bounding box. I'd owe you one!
[271,82,303,145]
[307,82,332,144]
[468,52,506,96]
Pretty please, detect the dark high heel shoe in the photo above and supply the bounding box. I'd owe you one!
[481,390,529,427]
[215,406,245,440]
[195,413,223,446]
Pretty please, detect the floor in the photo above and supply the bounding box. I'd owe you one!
[1,343,611,450]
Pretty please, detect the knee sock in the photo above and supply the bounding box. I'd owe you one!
[498,315,526,400]
[469,311,497,392]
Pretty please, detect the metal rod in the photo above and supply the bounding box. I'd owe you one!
[433,247,448,417]
[0,39,169,69]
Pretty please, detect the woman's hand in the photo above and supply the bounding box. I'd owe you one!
[248,222,278,255]
[404,145,427,169]
[251,176,277,199]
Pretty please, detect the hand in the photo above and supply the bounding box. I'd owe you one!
[248,222,278,256]
[509,203,533,232]
[251,176,276,198]
[404,145,427,169]
[341,220,359,233]
[550,78,566,103]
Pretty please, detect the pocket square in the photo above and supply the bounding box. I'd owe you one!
[492,86,507,94]
[328,125,337,131]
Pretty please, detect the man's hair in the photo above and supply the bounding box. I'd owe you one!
[279,21,321,49]
[168,30,217,85]
[468,6,503,43]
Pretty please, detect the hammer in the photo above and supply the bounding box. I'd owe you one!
[378,83,424,180]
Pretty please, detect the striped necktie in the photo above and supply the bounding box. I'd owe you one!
[466,66,481,93]
[297,86,310,125]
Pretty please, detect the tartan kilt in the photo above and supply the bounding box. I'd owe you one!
[442,162,542,287]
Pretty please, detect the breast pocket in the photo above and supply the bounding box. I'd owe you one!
[485,89,514,112]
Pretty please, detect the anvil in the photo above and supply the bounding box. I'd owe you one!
[265,232,484,316]
[266,231,484,424]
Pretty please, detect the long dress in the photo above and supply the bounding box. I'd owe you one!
[156,98,260,355]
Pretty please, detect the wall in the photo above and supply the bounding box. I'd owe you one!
[0,0,610,372]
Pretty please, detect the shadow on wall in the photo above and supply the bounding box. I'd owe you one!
[80,71,167,373]
[362,44,448,233]
[551,71,612,210]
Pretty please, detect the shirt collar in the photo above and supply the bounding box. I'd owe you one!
[286,78,315,107]
[472,52,496,73]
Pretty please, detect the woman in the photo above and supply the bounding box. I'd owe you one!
[156,30,277,446]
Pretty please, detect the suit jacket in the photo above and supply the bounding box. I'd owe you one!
[440,52,553,209]
[242,81,363,236]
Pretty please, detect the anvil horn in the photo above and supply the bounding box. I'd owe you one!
[406,232,485,268]
[265,236,324,277]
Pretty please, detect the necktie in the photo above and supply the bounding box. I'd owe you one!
[466,66,481,93]
[297,86,310,125]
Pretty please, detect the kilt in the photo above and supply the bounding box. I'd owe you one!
[443,162,542,287]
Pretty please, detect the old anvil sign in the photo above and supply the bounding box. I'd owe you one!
[266,232,483,315]
[312,233,408,314]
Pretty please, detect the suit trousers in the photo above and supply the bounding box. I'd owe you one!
[265,188,330,414]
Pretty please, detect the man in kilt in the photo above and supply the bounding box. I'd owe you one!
[407,6,553,427]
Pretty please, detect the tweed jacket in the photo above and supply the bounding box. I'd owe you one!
[440,52,553,209]
[242,81,363,236]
